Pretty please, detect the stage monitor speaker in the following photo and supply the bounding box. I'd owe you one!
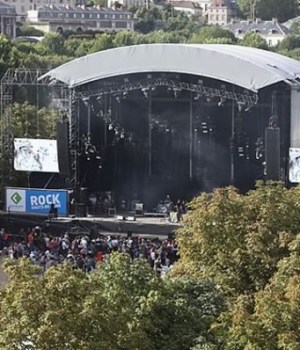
[265,127,280,181]
[56,120,70,177]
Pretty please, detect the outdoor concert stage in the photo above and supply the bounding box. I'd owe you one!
[3,44,300,217]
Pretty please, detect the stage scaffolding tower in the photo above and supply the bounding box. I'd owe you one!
[0,68,70,194]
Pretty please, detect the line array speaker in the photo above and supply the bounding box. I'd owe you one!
[56,120,70,177]
[265,127,280,181]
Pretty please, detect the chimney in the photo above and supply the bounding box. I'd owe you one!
[272,17,278,24]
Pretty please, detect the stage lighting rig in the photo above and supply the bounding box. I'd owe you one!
[142,87,149,98]
[173,87,182,98]
[218,97,226,107]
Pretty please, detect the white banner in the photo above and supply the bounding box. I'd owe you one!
[289,148,300,183]
[14,138,59,173]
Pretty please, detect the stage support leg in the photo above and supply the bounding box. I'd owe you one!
[230,101,235,184]
[148,91,152,176]
[189,91,193,179]
[290,87,300,148]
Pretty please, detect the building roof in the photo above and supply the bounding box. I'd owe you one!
[224,19,291,36]
[283,16,300,29]
[41,43,300,92]
[34,4,131,15]
[170,1,202,9]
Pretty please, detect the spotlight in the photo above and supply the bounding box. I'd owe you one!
[116,96,121,103]
[120,130,125,139]
[86,156,91,161]
[173,88,181,99]
[237,101,246,112]
[142,88,149,98]
[218,97,226,107]
[194,93,201,100]
[108,123,114,131]
[96,155,101,160]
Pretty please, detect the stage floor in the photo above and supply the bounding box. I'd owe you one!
[50,214,181,235]
[0,211,181,236]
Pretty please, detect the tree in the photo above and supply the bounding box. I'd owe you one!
[240,32,268,50]
[277,35,300,51]
[0,254,224,350]
[218,238,300,349]
[255,0,298,22]
[190,26,237,44]
[173,182,300,296]
[36,32,67,56]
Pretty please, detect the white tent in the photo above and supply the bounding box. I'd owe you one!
[41,44,300,92]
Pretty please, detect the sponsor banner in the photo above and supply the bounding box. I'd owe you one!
[14,138,59,173]
[6,188,68,216]
[289,148,300,183]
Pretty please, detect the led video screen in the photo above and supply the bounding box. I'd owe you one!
[289,147,300,183]
[14,138,59,173]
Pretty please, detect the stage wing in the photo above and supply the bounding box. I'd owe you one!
[14,138,59,173]
[289,148,300,183]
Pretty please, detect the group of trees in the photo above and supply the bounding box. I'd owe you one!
[4,182,300,348]
[237,0,299,22]
[0,253,224,350]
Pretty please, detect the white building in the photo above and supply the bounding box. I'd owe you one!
[27,4,134,33]
[0,1,16,38]
[169,1,203,18]
[107,0,145,8]
[208,0,233,26]
[224,18,291,47]
[3,0,77,21]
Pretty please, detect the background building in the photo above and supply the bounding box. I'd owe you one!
[224,18,291,47]
[207,0,234,25]
[4,0,77,21]
[0,1,16,38]
[169,1,203,18]
[27,4,134,33]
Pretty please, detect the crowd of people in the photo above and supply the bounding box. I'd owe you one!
[0,227,179,275]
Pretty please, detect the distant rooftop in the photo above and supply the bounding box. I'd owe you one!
[224,19,291,36]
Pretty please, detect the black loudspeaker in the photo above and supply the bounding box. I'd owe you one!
[75,203,87,217]
[79,187,88,204]
[56,120,70,177]
[265,127,280,181]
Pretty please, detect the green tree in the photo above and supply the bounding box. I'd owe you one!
[190,26,237,44]
[256,0,298,22]
[240,32,268,49]
[173,183,300,296]
[36,32,67,56]
[219,237,300,349]
[0,254,224,350]
[277,35,300,50]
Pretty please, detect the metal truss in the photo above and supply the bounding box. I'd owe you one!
[68,90,80,189]
[76,78,259,105]
[0,68,68,192]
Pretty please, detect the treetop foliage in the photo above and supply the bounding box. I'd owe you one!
[0,254,224,350]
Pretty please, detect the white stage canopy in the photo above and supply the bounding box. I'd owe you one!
[41,44,300,92]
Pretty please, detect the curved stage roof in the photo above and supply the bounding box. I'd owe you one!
[42,44,300,92]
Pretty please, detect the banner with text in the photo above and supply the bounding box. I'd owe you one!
[6,188,68,216]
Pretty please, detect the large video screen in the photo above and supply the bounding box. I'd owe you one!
[289,148,300,183]
[14,138,59,173]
